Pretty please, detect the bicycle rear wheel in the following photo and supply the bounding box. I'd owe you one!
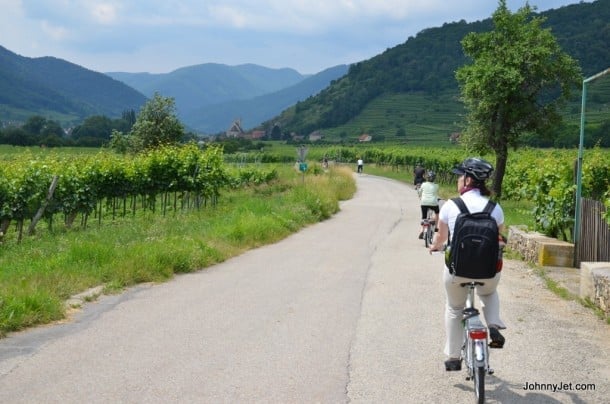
[424,225,433,247]
[424,210,435,247]
[473,364,485,403]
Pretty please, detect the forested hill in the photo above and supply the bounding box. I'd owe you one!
[0,45,147,125]
[271,0,610,136]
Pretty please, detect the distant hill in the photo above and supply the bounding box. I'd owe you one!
[268,0,610,142]
[0,45,147,126]
[182,65,349,133]
[106,63,304,114]
[107,63,348,134]
[2,0,607,142]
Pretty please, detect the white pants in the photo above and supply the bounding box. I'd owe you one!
[443,268,506,358]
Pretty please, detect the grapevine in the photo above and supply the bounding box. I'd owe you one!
[0,144,276,243]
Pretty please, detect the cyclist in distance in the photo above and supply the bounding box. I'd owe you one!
[413,163,425,189]
[418,170,440,239]
[429,157,506,371]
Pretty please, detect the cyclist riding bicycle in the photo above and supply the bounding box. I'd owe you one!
[429,157,506,371]
[418,170,440,239]
[413,163,425,188]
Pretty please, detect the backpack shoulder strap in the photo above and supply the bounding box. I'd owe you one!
[483,200,497,214]
[451,197,469,214]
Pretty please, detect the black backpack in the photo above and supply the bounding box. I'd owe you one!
[446,197,499,279]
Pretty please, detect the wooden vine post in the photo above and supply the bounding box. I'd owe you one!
[27,175,59,236]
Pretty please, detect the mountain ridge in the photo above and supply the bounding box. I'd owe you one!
[2,0,607,141]
[0,44,347,134]
[106,63,348,134]
[0,45,147,125]
[267,0,610,140]
[182,64,349,133]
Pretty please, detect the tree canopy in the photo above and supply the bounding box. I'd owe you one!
[111,93,184,153]
[455,0,582,197]
[131,93,184,149]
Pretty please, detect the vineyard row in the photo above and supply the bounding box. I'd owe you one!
[223,144,610,241]
[0,144,278,243]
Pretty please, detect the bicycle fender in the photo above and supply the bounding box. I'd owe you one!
[474,340,486,362]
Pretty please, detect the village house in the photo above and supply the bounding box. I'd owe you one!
[249,130,266,140]
[226,119,245,138]
[308,130,323,142]
[291,132,304,142]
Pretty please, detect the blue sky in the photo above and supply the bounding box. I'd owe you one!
[0,0,588,75]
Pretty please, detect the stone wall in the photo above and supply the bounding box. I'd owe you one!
[507,226,574,267]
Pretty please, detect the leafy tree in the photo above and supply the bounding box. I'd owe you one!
[455,0,581,196]
[39,134,63,147]
[0,126,30,146]
[108,130,134,154]
[121,109,137,127]
[40,120,64,139]
[592,119,610,147]
[270,124,282,140]
[129,93,184,151]
[72,115,113,141]
[22,116,47,135]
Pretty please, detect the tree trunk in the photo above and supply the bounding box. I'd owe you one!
[493,145,508,199]
[65,211,78,228]
[0,218,9,241]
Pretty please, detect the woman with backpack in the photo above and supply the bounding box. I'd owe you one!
[429,157,507,372]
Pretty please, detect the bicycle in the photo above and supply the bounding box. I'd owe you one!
[460,281,494,404]
[421,208,436,248]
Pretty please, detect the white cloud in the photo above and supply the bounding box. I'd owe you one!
[90,3,120,25]
[0,0,588,74]
[40,20,71,41]
[207,4,250,29]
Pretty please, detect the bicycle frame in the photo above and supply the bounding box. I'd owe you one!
[422,208,436,248]
[461,282,493,403]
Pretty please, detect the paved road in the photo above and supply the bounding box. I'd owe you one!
[0,174,608,403]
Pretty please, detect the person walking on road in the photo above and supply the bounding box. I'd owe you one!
[357,158,364,173]
[429,157,506,371]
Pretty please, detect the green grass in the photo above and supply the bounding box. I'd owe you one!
[499,199,536,231]
[0,165,356,336]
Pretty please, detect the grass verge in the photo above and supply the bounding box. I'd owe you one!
[533,266,610,324]
[508,248,610,324]
[0,165,356,337]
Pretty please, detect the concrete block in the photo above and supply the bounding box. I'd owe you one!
[580,262,610,316]
[508,226,575,268]
[537,241,575,267]
[594,268,610,314]
[580,262,598,301]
